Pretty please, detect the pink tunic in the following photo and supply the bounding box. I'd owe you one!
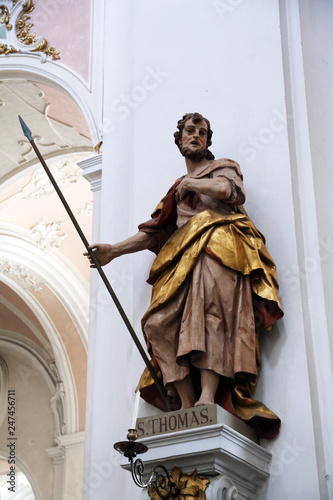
[143,165,257,388]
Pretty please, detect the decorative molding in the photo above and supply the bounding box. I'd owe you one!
[122,415,271,500]
[49,361,60,383]
[54,430,85,452]
[0,0,60,61]
[45,444,65,466]
[78,154,102,192]
[207,476,242,500]
[135,405,258,443]
[78,201,93,217]
[0,222,89,346]
[23,155,88,199]
[0,260,45,292]
[29,219,67,249]
[50,381,66,438]
[0,154,92,208]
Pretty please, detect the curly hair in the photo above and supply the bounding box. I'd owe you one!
[174,112,215,161]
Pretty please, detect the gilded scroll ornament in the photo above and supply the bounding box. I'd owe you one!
[0,42,19,54]
[94,141,103,154]
[148,467,210,500]
[16,15,36,44]
[0,0,60,60]
[22,0,33,13]
[0,6,11,29]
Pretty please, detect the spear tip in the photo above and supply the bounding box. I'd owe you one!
[18,115,33,142]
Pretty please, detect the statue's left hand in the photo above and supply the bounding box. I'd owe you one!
[176,177,195,201]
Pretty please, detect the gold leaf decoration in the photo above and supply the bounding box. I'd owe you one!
[94,141,103,154]
[44,46,60,61]
[0,5,12,29]
[30,38,47,51]
[22,0,34,14]
[0,43,19,54]
[0,0,61,60]
[148,467,210,500]
[16,15,36,44]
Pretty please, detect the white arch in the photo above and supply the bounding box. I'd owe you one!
[0,449,40,500]
[0,222,89,349]
[0,294,79,434]
[0,298,54,356]
[0,223,91,434]
[0,57,101,148]
[0,331,58,391]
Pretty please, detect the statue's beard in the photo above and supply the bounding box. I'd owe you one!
[180,145,208,161]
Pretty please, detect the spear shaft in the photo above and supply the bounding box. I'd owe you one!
[18,116,170,411]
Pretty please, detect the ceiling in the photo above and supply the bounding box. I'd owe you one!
[0,79,92,184]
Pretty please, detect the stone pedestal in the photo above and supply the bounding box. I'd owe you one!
[121,405,271,500]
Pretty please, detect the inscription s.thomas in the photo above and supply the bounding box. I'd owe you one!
[137,407,212,438]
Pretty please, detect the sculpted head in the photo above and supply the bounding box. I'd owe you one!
[174,112,215,161]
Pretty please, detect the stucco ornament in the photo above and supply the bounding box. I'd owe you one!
[0,0,60,60]
[0,261,45,292]
[148,467,210,500]
[30,219,67,249]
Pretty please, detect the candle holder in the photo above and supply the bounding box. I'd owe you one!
[114,429,174,499]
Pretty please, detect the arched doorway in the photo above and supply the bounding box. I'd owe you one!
[0,454,36,500]
[0,74,95,499]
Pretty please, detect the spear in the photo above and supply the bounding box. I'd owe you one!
[18,115,170,411]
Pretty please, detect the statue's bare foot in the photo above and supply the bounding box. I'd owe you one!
[174,375,196,410]
[181,402,195,410]
[194,398,215,407]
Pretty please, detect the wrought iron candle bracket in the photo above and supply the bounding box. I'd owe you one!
[114,429,175,499]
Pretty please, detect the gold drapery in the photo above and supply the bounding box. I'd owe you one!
[138,208,283,439]
[143,209,282,331]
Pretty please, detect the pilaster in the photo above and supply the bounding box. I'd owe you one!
[46,432,85,500]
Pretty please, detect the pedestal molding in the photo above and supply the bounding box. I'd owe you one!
[79,154,102,192]
[122,422,271,499]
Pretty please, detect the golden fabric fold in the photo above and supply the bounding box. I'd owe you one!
[138,208,283,438]
[142,209,283,331]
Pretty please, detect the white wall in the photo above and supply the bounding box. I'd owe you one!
[84,1,333,498]
[300,0,333,354]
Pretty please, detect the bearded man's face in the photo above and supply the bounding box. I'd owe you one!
[180,118,209,161]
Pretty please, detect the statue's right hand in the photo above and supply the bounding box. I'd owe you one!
[84,244,116,268]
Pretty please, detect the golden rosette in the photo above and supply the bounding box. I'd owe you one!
[148,467,209,500]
